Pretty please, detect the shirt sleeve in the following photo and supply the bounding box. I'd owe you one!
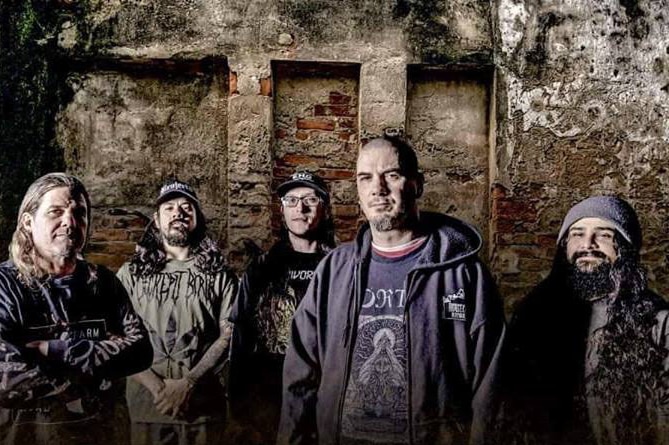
[45,267,153,381]
[0,272,72,409]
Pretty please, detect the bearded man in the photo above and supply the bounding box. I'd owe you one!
[117,179,237,445]
[278,137,505,445]
[502,196,669,445]
[0,172,152,445]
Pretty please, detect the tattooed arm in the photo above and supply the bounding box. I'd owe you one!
[155,270,238,417]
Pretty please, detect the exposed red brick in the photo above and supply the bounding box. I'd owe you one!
[296,118,335,131]
[314,104,357,117]
[338,118,356,129]
[491,183,508,199]
[90,229,130,242]
[318,168,355,180]
[536,233,557,249]
[85,253,126,272]
[279,154,323,167]
[259,76,272,96]
[229,71,238,96]
[331,204,360,218]
[275,128,287,139]
[272,166,295,178]
[329,91,352,105]
[338,131,355,141]
[87,241,136,256]
[494,199,537,222]
[295,130,309,141]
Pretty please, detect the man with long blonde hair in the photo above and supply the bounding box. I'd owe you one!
[0,172,152,445]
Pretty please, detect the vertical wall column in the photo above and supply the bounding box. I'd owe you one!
[226,60,274,270]
[359,57,408,138]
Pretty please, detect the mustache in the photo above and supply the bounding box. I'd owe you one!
[168,219,190,232]
[572,250,608,261]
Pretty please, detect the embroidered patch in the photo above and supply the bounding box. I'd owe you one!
[442,288,466,321]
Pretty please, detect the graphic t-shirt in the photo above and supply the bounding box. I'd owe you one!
[253,249,323,356]
[117,259,237,424]
[340,245,424,444]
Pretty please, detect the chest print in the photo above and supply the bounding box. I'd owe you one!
[442,288,466,321]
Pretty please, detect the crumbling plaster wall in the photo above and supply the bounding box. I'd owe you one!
[55,0,492,272]
[494,0,669,308]
[48,0,669,309]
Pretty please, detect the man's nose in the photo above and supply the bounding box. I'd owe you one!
[371,175,389,195]
[173,207,188,219]
[581,232,598,250]
[60,209,77,228]
[299,200,310,212]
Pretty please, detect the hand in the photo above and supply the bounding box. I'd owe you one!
[25,340,49,356]
[154,378,194,418]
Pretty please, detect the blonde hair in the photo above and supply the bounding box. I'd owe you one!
[9,172,91,285]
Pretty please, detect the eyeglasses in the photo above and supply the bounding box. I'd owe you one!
[281,195,321,207]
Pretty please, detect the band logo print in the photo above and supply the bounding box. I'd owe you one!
[442,288,466,321]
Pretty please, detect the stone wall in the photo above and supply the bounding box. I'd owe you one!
[50,0,495,274]
[4,0,668,313]
[493,0,669,310]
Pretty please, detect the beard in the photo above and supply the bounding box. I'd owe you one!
[51,230,83,259]
[368,203,409,232]
[567,251,615,301]
[370,213,406,232]
[163,221,191,247]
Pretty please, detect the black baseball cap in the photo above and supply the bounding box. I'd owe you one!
[277,171,329,201]
[156,179,200,207]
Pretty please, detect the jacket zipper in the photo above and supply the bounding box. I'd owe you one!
[336,262,362,445]
[405,270,416,445]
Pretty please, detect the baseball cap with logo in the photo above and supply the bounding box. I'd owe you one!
[156,179,200,208]
[277,171,329,202]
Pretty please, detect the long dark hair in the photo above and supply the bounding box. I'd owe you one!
[585,236,667,444]
[129,207,226,276]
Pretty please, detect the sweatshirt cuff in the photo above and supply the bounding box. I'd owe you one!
[46,339,68,362]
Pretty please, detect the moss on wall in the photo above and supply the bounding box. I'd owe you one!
[0,0,66,258]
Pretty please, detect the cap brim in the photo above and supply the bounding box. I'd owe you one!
[277,180,328,199]
[156,190,200,206]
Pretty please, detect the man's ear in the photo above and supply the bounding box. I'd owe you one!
[153,212,159,228]
[20,213,32,233]
[415,173,424,199]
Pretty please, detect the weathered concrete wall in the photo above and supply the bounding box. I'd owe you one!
[406,67,492,256]
[3,0,664,311]
[493,0,669,310]
[49,0,494,273]
[56,60,228,269]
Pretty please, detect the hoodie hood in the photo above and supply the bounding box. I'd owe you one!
[353,211,483,268]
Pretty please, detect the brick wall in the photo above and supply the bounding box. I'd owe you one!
[272,62,361,243]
